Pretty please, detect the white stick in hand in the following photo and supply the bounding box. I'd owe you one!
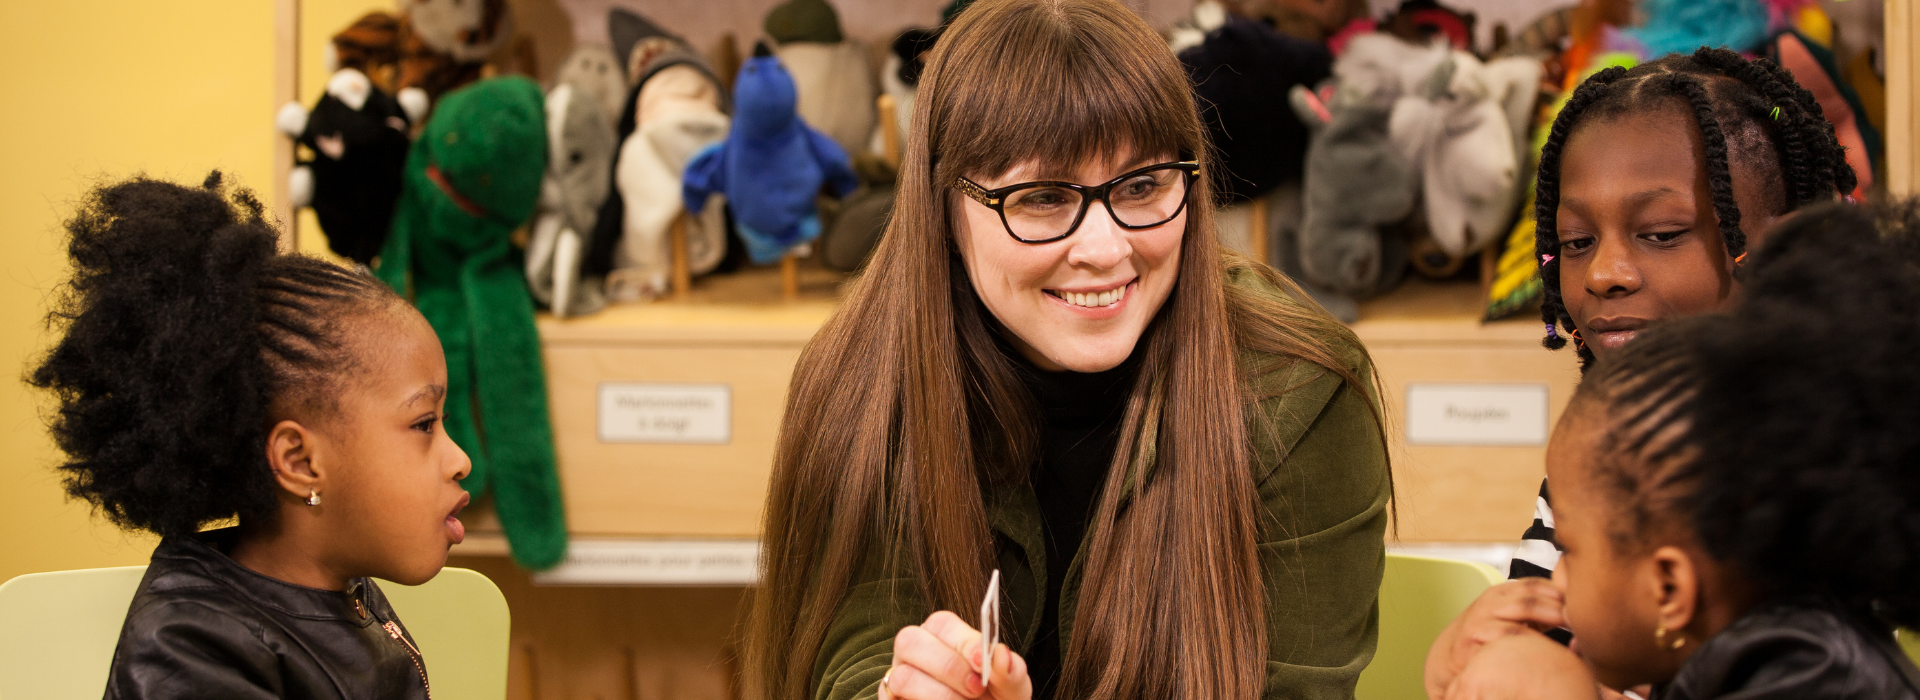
[979,569,1001,688]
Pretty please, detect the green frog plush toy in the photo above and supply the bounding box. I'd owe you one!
[376,76,566,570]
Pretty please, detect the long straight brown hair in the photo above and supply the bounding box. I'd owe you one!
[747,2,1382,699]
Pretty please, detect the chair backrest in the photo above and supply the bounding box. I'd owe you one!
[0,566,509,700]
[0,565,148,700]
[1356,553,1503,700]
[378,568,512,700]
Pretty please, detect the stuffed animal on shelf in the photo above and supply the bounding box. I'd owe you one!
[275,67,424,265]
[397,0,514,106]
[525,83,615,318]
[1177,12,1332,200]
[1289,81,1415,317]
[374,77,565,570]
[608,63,732,300]
[766,0,876,158]
[552,44,628,125]
[583,13,735,302]
[683,43,858,266]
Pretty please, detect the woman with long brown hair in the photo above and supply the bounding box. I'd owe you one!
[747,1,1390,699]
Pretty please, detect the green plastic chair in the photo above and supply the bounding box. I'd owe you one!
[0,565,509,700]
[1356,553,1504,700]
[1900,628,1920,668]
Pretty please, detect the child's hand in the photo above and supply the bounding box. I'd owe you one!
[880,611,1032,700]
[1443,633,1598,700]
[1425,578,1568,698]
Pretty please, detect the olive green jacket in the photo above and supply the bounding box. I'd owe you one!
[811,267,1392,700]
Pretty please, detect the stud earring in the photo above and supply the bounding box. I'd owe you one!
[1654,626,1685,650]
[306,490,321,507]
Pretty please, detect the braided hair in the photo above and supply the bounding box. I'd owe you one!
[1572,200,1920,629]
[1535,47,1857,368]
[30,172,403,539]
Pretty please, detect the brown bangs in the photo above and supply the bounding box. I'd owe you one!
[925,0,1203,183]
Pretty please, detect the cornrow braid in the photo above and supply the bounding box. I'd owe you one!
[1534,65,1631,354]
[1533,47,1856,369]
[30,172,402,538]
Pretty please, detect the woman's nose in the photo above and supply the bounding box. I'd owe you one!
[1584,234,1642,298]
[1066,203,1131,270]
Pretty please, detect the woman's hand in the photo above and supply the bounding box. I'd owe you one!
[1425,578,1568,699]
[1442,632,1598,700]
[879,611,1032,700]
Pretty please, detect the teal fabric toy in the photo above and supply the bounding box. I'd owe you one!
[375,76,567,570]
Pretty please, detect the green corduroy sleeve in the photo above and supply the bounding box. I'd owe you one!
[810,552,928,700]
[1251,364,1391,700]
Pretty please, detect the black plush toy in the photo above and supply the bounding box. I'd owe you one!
[276,69,420,265]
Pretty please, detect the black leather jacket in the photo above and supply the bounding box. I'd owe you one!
[104,529,431,700]
[1654,599,1920,700]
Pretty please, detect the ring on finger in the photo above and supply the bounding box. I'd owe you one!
[881,667,894,695]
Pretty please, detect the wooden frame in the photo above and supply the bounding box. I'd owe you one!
[1889,0,1917,195]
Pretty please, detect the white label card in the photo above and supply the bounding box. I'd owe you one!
[598,383,731,444]
[1405,383,1550,446]
[532,539,761,585]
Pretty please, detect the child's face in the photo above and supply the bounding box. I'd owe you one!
[1555,107,1779,357]
[315,306,472,585]
[1545,400,1683,690]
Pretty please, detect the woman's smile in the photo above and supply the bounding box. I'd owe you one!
[1043,278,1135,315]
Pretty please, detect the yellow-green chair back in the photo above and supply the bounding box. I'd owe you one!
[379,568,512,700]
[1900,628,1920,668]
[0,565,148,700]
[0,566,509,700]
[1356,553,1504,700]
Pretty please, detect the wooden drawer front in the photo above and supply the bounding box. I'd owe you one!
[539,340,802,538]
[1366,342,1582,542]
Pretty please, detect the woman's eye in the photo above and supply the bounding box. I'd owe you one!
[1010,188,1072,211]
[413,416,438,434]
[1114,177,1161,201]
[1642,229,1688,244]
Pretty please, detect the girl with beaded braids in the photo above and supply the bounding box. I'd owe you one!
[1425,47,1859,697]
[31,173,472,700]
[1435,202,1920,698]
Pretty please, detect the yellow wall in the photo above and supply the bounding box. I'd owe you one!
[0,1,280,583]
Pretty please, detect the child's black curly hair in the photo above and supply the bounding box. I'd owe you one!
[1575,200,1920,629]
[1535,47,1859,369]
[29,173,401,539]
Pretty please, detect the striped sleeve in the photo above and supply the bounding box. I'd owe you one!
[1507,478,1560,580]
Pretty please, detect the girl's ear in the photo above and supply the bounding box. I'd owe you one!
[265,419,325,500]
[1648,545,1700,638]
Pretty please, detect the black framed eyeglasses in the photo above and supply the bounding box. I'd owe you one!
[954,161,1201,244]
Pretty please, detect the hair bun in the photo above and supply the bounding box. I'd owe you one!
[33,173,285,538]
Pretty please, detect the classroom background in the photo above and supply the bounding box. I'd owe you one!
[3,0,1915,697]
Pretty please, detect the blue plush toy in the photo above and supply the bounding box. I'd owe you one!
[683,42,858,265]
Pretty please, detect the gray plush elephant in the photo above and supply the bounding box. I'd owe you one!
[525,82,616,317]
[1289,81,1415,312]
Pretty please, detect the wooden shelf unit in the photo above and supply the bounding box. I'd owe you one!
[455,271,1576,557]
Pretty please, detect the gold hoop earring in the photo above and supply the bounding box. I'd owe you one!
[1655,626,1685,650]
[306,490,321,507]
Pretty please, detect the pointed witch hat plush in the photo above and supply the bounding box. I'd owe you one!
[376,76,567,570]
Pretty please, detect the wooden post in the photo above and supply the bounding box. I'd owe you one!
[878,94,901,169]
[780,254,800,300]
[669,213,691,300]
[1247,196,1270,266]
[1888,0,1916,195]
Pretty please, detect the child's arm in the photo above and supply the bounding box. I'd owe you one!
[1442,633,1599,700]
[1426,578,1568,697]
